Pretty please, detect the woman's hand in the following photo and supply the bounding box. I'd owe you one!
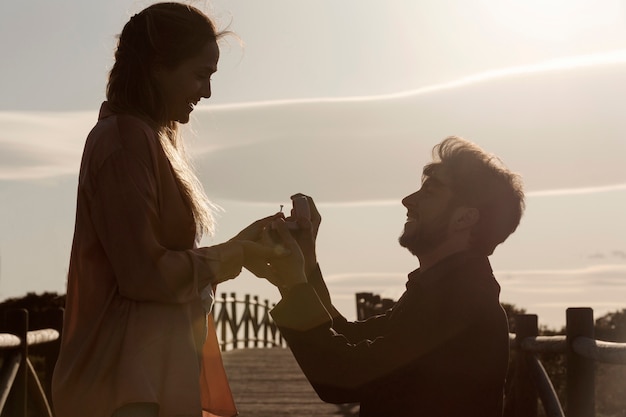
[242,218,307,294]
[263,218,307,293]
[229,213,284,242]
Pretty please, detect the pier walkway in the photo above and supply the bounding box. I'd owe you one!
[222,348,359,417]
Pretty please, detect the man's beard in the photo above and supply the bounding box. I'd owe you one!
[398,206,454,257]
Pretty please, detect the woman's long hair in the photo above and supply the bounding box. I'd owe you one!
[107,3,227,239]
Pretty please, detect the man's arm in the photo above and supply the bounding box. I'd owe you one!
[305,263,392,344]
[287,194,392,343]
[270,280,468,404]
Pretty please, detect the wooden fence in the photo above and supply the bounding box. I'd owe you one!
[508,308,626,417]
[0,308,63,417]
[1,293,624,416]
[212,292,286,351]
[356,292,626,417]
[0,293,284,416]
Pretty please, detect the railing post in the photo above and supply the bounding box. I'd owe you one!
[253,296,260,348]
[45,307,65,407]
[6,308,28,417]
[566,307,595,417]
[355,292,372,320]
[513,314,538,417]
[263,299,270,347]
[230,292,238,350]
[244,294,251,348]
[220,293,228,351]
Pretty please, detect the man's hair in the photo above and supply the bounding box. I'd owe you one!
[423,136,525,255]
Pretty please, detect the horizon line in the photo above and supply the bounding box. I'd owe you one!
[323,263,626,284]
[3,264,623,284]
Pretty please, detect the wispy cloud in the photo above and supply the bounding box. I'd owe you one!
[497,264,626,295]
[229,178,626,207]
[533,301,626,309]
[0,111,92,180]
[496,264,626,277]
[320,264,626,303]
[320,264,626,325]
[199,49,626,110]
[526,183,626,197]
[217,180,626,207]
[190,49,626,203]
[3,49,626,189]
[319,182,626,204]
[587,250,626,260]
[324,272,408,302]
[324,264,626,288]
[325,272,407,283]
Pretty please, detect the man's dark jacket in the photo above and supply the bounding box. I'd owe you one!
[270,251,510,417]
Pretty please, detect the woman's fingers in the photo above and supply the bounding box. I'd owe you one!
[231,212,284,241]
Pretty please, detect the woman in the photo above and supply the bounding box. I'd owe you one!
[52,3,278,417]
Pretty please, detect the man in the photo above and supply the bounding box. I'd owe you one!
[264,136,524,416]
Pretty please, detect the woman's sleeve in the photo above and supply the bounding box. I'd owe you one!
[88,144,242,304]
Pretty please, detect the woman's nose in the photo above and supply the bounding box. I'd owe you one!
[200,81,212,99]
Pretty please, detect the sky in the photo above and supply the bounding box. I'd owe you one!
[1,0,625,329]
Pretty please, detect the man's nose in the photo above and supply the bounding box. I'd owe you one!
[402,190,419,208]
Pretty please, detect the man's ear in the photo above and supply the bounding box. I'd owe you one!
[453,207,479,231]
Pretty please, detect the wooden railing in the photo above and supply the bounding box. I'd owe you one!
[2,294,624,416]
[508,308,626,417]
[355,292,395,321]
[0,293,282,416]
[356,292,626,417]
[0,308,63,417]
[212,292,286,351]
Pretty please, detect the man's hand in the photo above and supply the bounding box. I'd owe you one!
[288,193,321,272]
[288,194,335,311]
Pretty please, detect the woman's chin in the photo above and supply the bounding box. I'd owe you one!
[175,114,191,124]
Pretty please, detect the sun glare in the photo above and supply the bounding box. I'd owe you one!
[484,0,623,42]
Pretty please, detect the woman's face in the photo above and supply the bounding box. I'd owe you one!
[154,40,219,124]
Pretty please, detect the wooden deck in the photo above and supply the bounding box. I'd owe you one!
[222,348,359,417]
